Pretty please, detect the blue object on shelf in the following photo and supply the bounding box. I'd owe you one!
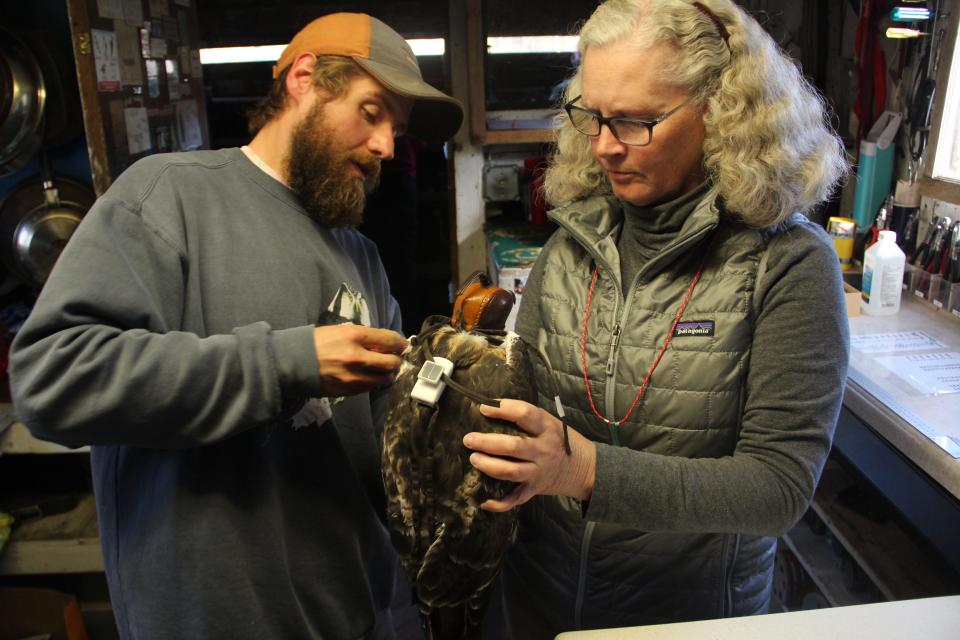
[891,6,931,21]
[852,111,902,233]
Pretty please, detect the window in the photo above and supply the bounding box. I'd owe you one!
[932,14,960,183]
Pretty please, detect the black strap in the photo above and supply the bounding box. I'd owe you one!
[421,337,501,407]
[416,326,572,456]
[442,372,502,408]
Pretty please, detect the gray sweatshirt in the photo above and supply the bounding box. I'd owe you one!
[9,148,403,639]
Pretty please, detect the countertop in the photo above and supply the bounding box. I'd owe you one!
[844,294,960,500]
[556,595,960,639]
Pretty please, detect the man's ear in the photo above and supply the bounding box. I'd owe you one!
[285,52,318,107]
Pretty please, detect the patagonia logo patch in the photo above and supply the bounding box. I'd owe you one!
[673,320,715,337]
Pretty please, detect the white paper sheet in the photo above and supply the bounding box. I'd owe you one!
[874,351,960,396]
[124,107,151,155]
[851,330,945,354]
[92,29,121,91]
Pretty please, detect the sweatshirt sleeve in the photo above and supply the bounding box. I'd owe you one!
[8,187,321,449]
[585,223,850,536]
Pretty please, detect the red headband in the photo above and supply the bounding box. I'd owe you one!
[692,2,731,44]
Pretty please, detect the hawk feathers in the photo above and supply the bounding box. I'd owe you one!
[382,322,537,638]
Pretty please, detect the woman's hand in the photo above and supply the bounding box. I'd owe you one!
[463,399,597,512]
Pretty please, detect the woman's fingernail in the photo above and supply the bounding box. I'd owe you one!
[463,434,474,447]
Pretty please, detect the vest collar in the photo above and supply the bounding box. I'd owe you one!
[548,189,723,287]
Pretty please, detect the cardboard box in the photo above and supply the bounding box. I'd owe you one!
[844,282,861,317]
[0,587,89,640]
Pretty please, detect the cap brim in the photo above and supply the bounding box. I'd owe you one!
[354,57,464,143]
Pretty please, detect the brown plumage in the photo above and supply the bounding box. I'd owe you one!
[382,320,537,640]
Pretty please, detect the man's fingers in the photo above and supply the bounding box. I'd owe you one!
[313,324,406,396]
[362,350,403,374]
[359,327,409,354]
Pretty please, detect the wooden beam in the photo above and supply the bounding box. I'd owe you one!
[465,0,487,145]
[66,0,110,196]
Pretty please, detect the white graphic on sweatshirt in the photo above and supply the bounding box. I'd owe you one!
[291,397,333,430]
[290,283,371,429]
[326,283,371,327]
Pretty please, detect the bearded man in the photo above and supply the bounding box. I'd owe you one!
[8,13,462,640]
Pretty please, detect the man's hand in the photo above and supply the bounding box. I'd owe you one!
[462,399,597,512]
[312,325,408,396]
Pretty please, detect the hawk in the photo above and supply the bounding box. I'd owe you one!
[382,318,537,639]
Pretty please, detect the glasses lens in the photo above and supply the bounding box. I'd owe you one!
[611,119,651,146]
[568,107,600,136]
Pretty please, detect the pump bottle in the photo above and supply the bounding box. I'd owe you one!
[861,230,906,316]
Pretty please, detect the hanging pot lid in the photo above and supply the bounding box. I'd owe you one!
[13,201,84,286]
[0,26,46,177]
[0,173,93,288]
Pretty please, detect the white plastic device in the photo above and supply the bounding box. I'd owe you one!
[411,357,454,407]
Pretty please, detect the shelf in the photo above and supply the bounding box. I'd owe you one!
[810,460,958,600]
[482,128,554,145]
[1,421,90,455]
[0,402,89,455]
[781,520,864,608]
[463,1,555,147]
[0,493,103,575]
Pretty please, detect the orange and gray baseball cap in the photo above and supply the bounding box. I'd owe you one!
[273,13,463,143]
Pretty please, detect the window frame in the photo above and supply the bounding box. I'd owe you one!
[925,2,960,200]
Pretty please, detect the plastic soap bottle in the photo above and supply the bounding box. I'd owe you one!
[861,230,906,316]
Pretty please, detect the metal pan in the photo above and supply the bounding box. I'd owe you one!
[0,158,93,288]
[0,26,46,177]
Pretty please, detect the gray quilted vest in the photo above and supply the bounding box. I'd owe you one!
[509,193,799,631]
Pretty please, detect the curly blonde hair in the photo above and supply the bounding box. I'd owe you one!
[544,0,849,227]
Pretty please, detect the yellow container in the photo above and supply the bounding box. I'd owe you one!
[828,217,857,271]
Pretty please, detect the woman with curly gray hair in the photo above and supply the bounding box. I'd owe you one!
[461,0,851,636]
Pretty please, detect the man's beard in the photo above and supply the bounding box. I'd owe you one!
[287,102,381,227]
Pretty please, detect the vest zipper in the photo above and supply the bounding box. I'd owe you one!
[605,321,623,445]
[574,520,596,629]
[604,284,633,441]
[605,323,622,376]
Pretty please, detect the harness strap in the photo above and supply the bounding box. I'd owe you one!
[417,326,572,455]
[422,338,501,408]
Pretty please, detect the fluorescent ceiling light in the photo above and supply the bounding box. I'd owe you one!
[409,38,446,56]
[200,34,580,65]
[487,36,579,54]
[199,45,285,64]
[199,38,446,64]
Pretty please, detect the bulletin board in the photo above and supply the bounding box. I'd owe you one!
[66,0,210,195]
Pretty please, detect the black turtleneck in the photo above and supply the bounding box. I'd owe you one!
[616,181,711,297]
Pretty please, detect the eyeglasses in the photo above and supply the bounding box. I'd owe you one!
[563,95,692,147]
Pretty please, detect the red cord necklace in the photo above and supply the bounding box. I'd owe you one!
[580,226,723,429]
